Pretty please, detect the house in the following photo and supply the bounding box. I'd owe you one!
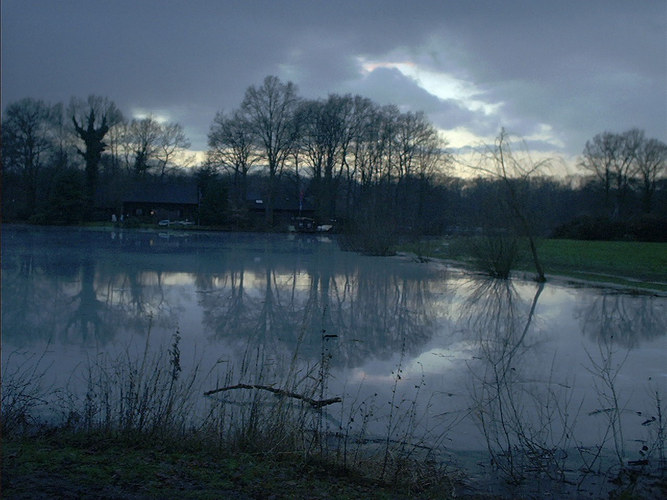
[245,193,316,227]
[122,181,199,222]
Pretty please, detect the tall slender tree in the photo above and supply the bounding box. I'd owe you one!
[156,122,191,179]
[128,116,162,177]
[241,76,300,226]
[473,129,550,282]
[635,137,667,214]
[208,109,257,205]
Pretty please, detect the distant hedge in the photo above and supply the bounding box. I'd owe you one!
[551,215,667,242]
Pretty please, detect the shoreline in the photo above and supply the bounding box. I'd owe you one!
[396,251,667,296]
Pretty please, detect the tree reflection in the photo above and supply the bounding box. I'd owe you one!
[197,251,439,368]
[576,291,666,347]
[2,229,182,346]
[198,265,254,341]
[342,263,436,366]
[1,250,59,346]
[198,265,294,348]
[460,278,543,360]
[458,278,573,484]
[5,229,441,366]
[62,258,113,344]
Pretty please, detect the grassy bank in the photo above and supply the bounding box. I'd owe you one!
[408,238,667,292]
[530,239,667,281]
[1,331,459,499]
[3,432,448,499]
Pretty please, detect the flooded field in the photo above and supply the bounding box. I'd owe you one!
[2,225,665,497]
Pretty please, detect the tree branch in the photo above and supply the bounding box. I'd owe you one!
[204,383,342,408]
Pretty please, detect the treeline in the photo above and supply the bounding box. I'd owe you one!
[2,76,666,241]
[2,95,191,224]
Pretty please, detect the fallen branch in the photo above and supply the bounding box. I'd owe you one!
[204,384,342,408]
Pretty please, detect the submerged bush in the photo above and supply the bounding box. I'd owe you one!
[465,232,518,279]
[338,214,398,256]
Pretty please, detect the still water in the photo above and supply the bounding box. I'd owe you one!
[2,226,665,459]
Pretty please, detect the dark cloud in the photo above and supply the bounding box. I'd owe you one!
[345,66,490,134]
[2,0,664,156]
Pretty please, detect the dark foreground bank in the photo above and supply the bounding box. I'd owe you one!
[2,432,471,500]
[4,433,665,499]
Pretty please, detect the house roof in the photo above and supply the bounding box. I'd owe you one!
[124,181,199,205]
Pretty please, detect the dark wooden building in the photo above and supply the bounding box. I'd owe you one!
[122,181,199,222]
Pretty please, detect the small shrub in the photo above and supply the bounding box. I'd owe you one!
[1,350,52,435]
[465,232,518,279]
[339,215,398,256]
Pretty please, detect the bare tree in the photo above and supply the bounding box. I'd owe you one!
[615,129,643,215]
[471,129,550,282]
[241,75,300,226]
[48,102,74,172]
[296,99,326,216]
[122,116,192,179]
[1,98,60,216]
[635,137,667,214]
[104,118,132,174]
[207,109,257,205]
[339,104,402,254]
[156,122,192,179]
[340,95,375,218]
[580,129,642,218]
[297,95,356,221]
[128,116,162,177]
[581,132,619,211]
[70,95,123,215]
[394,111,448,225]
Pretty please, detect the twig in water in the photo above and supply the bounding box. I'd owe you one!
[204,384,342,409]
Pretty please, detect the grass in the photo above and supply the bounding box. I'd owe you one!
[529,239,667,281]
[404,237,667,292]
[3,432,444,499]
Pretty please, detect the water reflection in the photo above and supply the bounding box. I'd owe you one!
[458,279,558,481]
[196,241,439,366]
[2,229,183,347]
[576,292,666,347]
[459,278,543,350]
[2,226,665,493]
[62,257,114,344]
[3,226,664,356]
[454,275,667,486]
[2,227,441,366]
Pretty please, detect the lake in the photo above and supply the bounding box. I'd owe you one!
[2,225,665,494]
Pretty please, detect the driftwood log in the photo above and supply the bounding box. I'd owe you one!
[204,384,342,409]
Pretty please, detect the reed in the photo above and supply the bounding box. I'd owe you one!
[3,311,663,496]
[1,348,53,435]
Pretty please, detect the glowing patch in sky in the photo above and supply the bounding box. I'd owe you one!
[131,108,171,124]
[358,58,567,158]
[441,127,493,149]
[360,58,501,116]
[524,123,566,149]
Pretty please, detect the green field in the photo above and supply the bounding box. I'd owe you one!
[529,239,667,280]
[409,238,667,292]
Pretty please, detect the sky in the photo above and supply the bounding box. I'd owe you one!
[2,0,666,168]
